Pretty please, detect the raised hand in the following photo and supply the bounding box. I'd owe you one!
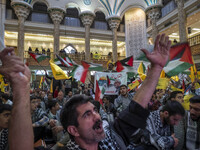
[0,47,30,88]
[141,34,171,69]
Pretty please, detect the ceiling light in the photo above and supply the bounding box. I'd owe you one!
[172,33,178,35]
[192,28,200,31]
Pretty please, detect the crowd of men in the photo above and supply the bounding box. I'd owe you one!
[0,34,200,150]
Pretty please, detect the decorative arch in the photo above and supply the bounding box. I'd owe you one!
[31,0,49,8]
[120,5,146,18]
[94,7,109,17]
[65,2,81,15]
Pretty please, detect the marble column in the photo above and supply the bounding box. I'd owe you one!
[146,6,162,42]
[49,9,65,55]
[80,13,94,62]
[80,13,94,85]
[12,3,31,59]
[108,18,120,62]
[175,0,187,42]
[0,0,6,51]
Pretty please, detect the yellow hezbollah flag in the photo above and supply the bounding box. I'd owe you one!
[93,53,101,59]
[189,66,196,82]
[182,94,194,110]
[39,76,43,89]
[49,60,70,80]
[137,62,146,81]
[0,80,5,93]
[128,80,140,90]
[171,85,184,92]
[0,74,3,82]
[171,76,179,82]
[160,70,165,78]
[50,80,53,93]
[156,78,170,90]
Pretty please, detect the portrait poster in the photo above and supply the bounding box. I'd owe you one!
[94,72,127,95]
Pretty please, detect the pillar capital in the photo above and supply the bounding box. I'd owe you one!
[80,13,95,27]
[175,0,184,7]
[146,6,162,21]
[12,3,31,20]
[108,18,121,30]
[49,8,65,24]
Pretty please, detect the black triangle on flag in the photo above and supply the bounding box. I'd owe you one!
[119,56,134,67]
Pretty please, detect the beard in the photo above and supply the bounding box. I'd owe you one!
[163,116,170,125]
[190,114,200,121]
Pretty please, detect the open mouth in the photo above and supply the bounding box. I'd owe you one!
[93,120,103,133]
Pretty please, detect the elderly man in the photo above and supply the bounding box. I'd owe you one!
[2,34,171,150]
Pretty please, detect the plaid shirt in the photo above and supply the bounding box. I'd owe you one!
[32,108,49,127]
[146,110,174,150]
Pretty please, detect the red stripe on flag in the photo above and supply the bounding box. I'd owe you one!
[116,61,124,72]
[80,69,88,83]
[95,80,101,102]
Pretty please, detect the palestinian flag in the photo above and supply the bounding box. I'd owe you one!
[55,55,76,67]
[163,43,193,77]
[29,52,49,63]
[95,80,103,105]
[115,56,134,72]
[107,75,111,87]
[81,61,103,71]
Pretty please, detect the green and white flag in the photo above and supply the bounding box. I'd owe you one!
[29,52,49,63]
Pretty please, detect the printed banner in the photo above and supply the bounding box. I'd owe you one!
[95,72,127,95]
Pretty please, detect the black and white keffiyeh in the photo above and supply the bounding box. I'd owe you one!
[63,126,120,150]
[0,129,8,150]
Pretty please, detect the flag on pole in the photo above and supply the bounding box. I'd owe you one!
[70,65,88,83]
[156,78,170,90]
[115,56,134,72]
[39,76,43,89]
[0,79,5,93]
[160,70,166,78]
[163,43,193,77]
[55,54,75,67]
[136,43,193,77]
[82,61,103,71]
[49,60,70,80]
[107,75,111,87]
[137,62,146,81]
[95,80,102,104]
[128,79,141,90]
[29,52,49,63]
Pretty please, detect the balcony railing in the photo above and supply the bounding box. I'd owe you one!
[24,51,125,68]
[188,34,200,55]
[188,34,200,47]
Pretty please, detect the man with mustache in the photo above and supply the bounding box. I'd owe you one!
[0,34,171,150]
[59,34,172,150]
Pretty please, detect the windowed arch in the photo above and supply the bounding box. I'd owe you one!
[63,8,81,27]
[30,2,52,23]
[92,11,109,30]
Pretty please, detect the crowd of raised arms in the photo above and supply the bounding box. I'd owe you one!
[0,34,200,150]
